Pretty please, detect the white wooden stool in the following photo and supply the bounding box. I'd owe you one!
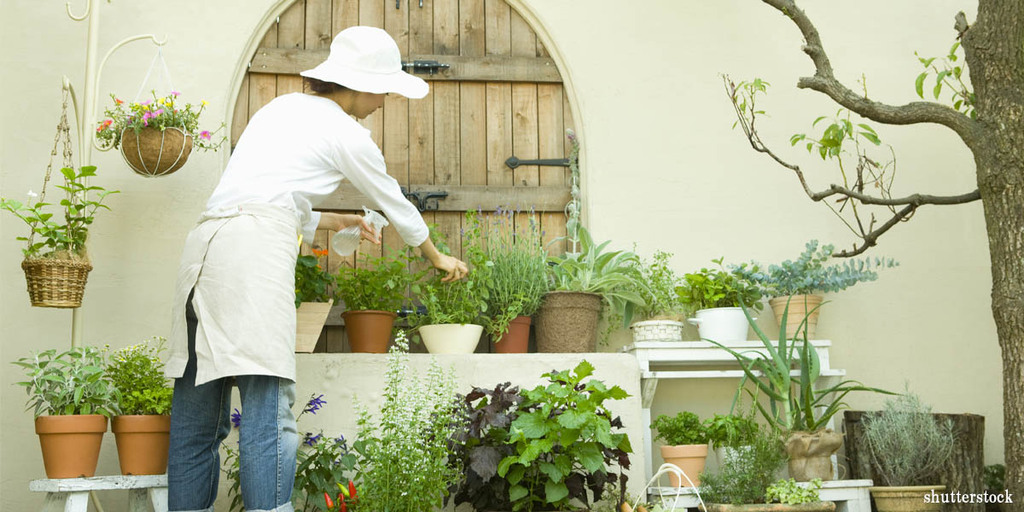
[29,475,167,512]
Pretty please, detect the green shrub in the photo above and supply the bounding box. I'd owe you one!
[106,337,173,415]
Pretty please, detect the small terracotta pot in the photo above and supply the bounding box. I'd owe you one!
[343,310,397,353]
[493,316,531,353]
[660,443,709,487]
[112,415,171,475]
[869,485,946,512]
[35,414,108,479]
[770,294,824,340]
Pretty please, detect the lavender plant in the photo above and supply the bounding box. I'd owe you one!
[477,208,549,340]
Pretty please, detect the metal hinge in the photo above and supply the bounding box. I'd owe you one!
[505,156,570,169]
[402,60,450,75]
[401,187,449,212]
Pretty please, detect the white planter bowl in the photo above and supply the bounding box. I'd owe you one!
[687,307,752,343]
[420,324,483,354]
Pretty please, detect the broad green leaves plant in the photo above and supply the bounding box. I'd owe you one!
[651,411,708,446]
[335,247,425,312]
[415,211,491,325]
[1,166,119,259]
[676,258,763,313]
[731,240,897,297]
[13,346,120,417]
[105,337,173,415]
[295,250,335,306]
[497,360,632,511]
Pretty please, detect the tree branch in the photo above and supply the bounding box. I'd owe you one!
[763,0,981,148]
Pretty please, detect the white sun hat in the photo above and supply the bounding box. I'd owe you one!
[300,26,429,99]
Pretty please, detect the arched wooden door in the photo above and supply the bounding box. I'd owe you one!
[232,0,574,351]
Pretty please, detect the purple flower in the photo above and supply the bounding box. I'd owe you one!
[199,130,212,140]
[304,394,327,415]
[231,408,241,429]
[170,91,181,97]
[303,432,323,446]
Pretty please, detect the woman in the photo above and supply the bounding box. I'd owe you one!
[165,26,467,512]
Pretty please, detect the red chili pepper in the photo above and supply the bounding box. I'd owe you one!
[339,496,347,512]
[349,480,357,500]
[324,491,334,510]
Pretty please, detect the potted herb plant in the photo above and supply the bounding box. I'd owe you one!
[335,247,424,353]
[697,422,792,508]
[106,337,174,476]
[295,248,335,353]
[862,392,954,512]
[704,412,759,464]
[96,91,224,177]
[476,208,548,353]
[13,346,121,478]
[537,226,646,353]
[1,166,119,308]
[677,258,763,343]
[731,240,897,339]
[414,216,490,354]
[651,411,711,487]
[630,250,686,343]
[495,360,632,511]
[351,331,467,511]
[709,303,894,481]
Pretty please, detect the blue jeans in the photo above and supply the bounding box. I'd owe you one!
[168,292,298,512]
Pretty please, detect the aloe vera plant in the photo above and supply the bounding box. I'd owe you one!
[709,301,893,432]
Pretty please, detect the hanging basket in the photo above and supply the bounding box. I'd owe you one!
[22,257,92,308]
[120,126,193,177]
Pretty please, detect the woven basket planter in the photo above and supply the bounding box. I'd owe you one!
[630,319,684,343]
[22,257,92,308]
[120,126,193,177]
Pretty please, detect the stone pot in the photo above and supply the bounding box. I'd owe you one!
[869,485,946,512]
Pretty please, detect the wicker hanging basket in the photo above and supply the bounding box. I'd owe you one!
[22,257,92,308]
[120,126,193,177]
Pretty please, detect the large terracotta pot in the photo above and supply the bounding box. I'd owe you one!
[343,310,396,353]
[120,126,193,177]
[493,315,531,353]
[869,485,946,512]
[35,414,108,479]
[534,291,602,353]
[660,443,709,487]
[112,415,171,475]
[420,324,484,354]
[769,294,824,340]
[785,429,843,481]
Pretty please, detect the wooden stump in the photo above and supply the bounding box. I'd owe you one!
[843,411,985,512]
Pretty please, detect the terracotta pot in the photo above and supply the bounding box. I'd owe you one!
[493,315,531,353]
[296,300,333,353]
[701,502,837,512]
[420,324,483,353]
[769,295,824,340]
[660,443,709,487]
[343,310,396,353]
[35,414,108,479]
[112,415,171,475]
[785,429,843,481]
[869,485,946,512]
[534,291,602,353]
[120,126,194,177]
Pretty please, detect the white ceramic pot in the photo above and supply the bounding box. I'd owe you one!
[687,307,752,343]
[630,319,685,343]
[419,324,484,354]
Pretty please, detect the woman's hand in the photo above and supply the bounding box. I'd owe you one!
[430,253,469,282]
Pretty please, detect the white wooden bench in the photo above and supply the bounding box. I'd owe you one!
[29,475,167,512]
[648,478,874,512]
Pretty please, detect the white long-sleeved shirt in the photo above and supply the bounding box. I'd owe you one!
[205,93,428,245]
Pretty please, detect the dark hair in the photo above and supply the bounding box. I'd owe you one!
[303,76,349,94]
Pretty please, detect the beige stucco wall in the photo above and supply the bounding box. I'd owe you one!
[1,0,997,510]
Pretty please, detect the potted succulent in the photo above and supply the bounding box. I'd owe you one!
[476,208,549,353]
[351,332,466,511]
[96,91,224,177]
[106,337,174,475]
[495,360,632,511]
[537,226,646,353]
[862,392,955,512]
[414,217,490,354]
[710,303,894,481]
[630,250,686,343]
[677,258,763,343]
[731,240,897,339]
[1,166,119,308]
[651,411,711,487]
[13,346,121,478]
[335,247,424,353]
[295,248,335,353]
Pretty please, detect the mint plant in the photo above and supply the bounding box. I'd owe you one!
[676,258,763,313]
[334,247,424,312]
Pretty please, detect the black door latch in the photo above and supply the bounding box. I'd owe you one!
[505,156,570,169]
[401,187,449,212]
[401,60,450,75]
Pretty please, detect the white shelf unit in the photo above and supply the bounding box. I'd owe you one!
[648,479,873,512]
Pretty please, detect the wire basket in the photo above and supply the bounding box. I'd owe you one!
[22,257,92,308]
[623,463,705,512]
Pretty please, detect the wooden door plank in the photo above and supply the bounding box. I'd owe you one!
[357,0,384,146]
[230,75,249,150]
[306,0,334,50]
[333,0,360,33]
[485,0,510,56]
[249,24,280,120]
[458,0,486,188]
[382,0,411,256]
[485,83,512,187]
[432,0,462,259]
[510,8,536,57]
[433,0,459,55]
[320,183,569,211]
[539,82,567,255]
[511,84,539,187]
[277,1,306,95]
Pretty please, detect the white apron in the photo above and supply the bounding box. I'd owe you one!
[166,203,300,385]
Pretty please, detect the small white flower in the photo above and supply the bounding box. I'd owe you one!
[26,190,38,201]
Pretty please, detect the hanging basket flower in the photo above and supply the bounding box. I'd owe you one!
[120,126,193,177]
[97,91,224,178]
[22,257,92,308]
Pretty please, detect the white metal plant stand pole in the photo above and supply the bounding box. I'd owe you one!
[63,0,164,348]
